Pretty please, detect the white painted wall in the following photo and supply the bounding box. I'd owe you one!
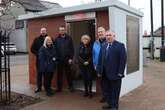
[143,37,161,58]
[108,6,143,96]
[15,22,28,52]
[11,4,28,52]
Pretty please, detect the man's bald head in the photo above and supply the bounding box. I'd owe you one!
[97,27,106,39]
[105,30,116,43]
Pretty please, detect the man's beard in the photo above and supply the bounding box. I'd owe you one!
[41,34,47,37]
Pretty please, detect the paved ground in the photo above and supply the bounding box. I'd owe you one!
[119,60,165,110]
[10,54,28,66]
[10,56,165,110]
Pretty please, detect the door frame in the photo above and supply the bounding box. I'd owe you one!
[64,17,98,92]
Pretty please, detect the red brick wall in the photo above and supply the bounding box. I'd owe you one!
[27,10,109,91]
[96,10,109,31]
[96,10,109,93]
[27,16,65,85]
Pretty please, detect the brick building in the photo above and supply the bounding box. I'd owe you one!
[18,0,143,96]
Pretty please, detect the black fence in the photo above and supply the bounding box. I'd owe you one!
[0,30,11,104]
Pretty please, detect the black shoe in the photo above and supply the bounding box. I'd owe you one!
[110,108,118,110]
[83,92,89,97]
[100,97,106,103]
[49,88,54,92]
[56,89,62,93]
[69,87,75,92]
[34,88,41,93]
[102,104,111,110]
[89,92,93,98]
[46,92,54,97]
[49,89,55,94]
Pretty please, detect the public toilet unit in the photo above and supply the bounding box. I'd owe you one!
[18,0,143,96]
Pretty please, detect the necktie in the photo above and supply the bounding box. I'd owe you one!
[105,43,111,60]
[103,43,111,69]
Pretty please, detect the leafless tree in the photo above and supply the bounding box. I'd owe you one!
[0,0,13,32]
[0,0,21,33]
[0,0,43,31]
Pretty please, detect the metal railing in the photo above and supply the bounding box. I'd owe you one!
[0,30,11,104]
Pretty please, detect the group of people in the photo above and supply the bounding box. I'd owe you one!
[31,25,126,110]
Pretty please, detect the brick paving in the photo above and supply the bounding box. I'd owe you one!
[10,59,165,110]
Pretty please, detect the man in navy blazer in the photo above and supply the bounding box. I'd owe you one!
[97,30,126,110]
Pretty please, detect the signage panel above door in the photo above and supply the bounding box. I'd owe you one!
[65,12,96,22]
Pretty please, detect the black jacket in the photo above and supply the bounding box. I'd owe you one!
[54,34,74,63]
[39,45,57,73]
[78,43,93,69]
[99,37,106,45]
[31,35,47,57]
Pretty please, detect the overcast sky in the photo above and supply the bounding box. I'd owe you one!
[42,0,164,34]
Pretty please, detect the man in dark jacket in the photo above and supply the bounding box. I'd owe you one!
[54,26,74,92]
[97,31,126,110]
[31,27,47,93]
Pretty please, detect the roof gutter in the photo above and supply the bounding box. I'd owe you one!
[18,0,143,20]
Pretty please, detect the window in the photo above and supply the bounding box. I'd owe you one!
[126,15,140,74]
[15,20,24,29]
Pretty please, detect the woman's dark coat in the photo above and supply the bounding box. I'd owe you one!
[38,45,57,73]
[78,43,95,78]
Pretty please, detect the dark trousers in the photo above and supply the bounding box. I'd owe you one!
[43,72,54,93]
[36,60,43,89]
[103,75,122,109]
[100,72,108,99]
[101,78,106,98]
[83,80,93,94]
[57,63,73,91]
[80,67,93,93]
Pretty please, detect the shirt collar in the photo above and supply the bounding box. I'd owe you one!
[99,37,106,43]
[108,40,115,46]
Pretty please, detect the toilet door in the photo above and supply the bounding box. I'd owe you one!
[66,20,96,91]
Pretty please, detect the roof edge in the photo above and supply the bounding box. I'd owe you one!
[18,0,143,20]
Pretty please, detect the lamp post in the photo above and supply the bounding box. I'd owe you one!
[128,0,130,6]
[150,0,155,59]
[160,0,165,61]
[161,0,164,46]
